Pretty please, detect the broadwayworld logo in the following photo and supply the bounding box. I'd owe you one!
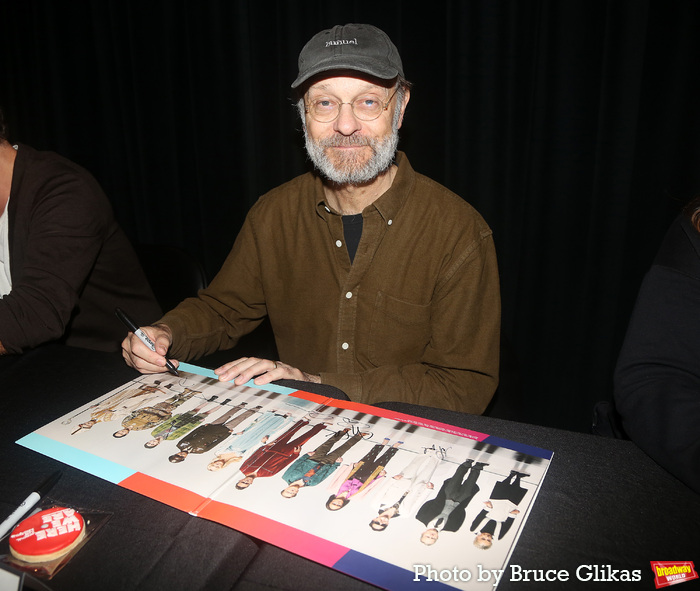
[651,561,698,588]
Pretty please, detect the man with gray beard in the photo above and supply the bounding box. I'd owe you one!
[122,24,500,415]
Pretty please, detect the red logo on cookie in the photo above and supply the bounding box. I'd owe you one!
[650,562,699,588]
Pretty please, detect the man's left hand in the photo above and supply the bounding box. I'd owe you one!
[214,357,321,386]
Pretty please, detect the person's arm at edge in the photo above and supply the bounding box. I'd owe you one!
[0,172,108,353]
[614,265,700,494]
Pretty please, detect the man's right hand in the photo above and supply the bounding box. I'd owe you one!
[121,324,178,374]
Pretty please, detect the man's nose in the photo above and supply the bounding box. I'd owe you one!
[333,103,362,135]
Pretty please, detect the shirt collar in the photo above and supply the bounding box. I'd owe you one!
[314,151,414,222]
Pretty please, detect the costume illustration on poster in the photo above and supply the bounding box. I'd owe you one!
[17,364,553,590]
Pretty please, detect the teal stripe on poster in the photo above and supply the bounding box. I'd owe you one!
[178,362,218,379]
[178,362,296,395]
[16,433,135,484]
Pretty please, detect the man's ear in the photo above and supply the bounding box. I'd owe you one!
[396,88,411,129]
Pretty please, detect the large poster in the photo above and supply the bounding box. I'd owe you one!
[17,364,553,590]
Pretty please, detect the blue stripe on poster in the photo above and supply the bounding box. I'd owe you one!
[482,435,553,460]
[16,432,135,484]
[334,550,456,590]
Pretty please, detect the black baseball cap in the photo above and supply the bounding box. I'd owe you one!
[292,23,404,89]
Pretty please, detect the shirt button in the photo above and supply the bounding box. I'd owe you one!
[341,342,349,350]
[335,240,342,248]
[345,292,352,299]
[387,219,393,225]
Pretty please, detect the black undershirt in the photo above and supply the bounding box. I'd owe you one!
[342,214,363,263]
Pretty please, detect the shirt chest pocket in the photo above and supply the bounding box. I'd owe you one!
[368,291,431,366]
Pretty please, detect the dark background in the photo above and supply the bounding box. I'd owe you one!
[2,0,699,434]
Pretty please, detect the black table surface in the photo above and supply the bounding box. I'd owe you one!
[1,345,698,591]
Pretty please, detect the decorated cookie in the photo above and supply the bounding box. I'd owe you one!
[9,507,86,563]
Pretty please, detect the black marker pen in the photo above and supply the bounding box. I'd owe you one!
[0,471,62,539]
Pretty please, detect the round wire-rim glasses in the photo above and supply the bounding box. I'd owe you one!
[305,87,399,123]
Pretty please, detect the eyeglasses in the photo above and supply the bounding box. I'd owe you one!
[305,87,399,123]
